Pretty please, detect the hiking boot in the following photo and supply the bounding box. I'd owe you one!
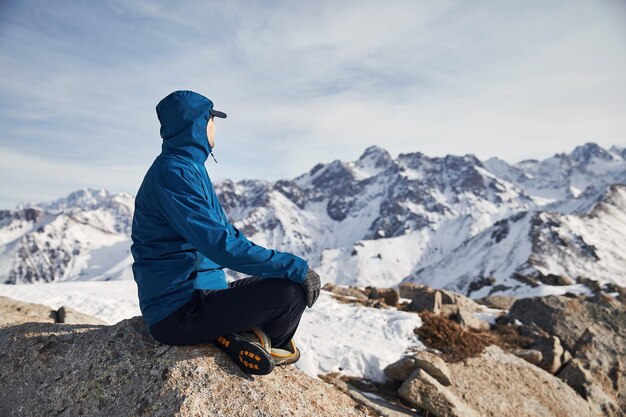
[271,339,301,366]
[213,327,275,375]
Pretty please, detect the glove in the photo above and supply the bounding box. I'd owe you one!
[301,268,321,308]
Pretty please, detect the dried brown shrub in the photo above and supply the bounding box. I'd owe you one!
[415,312,490,362]
[415,312,536,363]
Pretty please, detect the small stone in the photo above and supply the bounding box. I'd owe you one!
[384,356,417,382]
[399,369,480,417]
[368,287,400,306]
[531,336,564,374]
[57,306,107,325]
[398,282,425,300]
[409,286,442,314]
[477,295,517,310]
[455,308,490,332]
[512,349,543,367]
[412,350,452,386]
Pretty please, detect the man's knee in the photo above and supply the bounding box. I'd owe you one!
[265,278,306,310]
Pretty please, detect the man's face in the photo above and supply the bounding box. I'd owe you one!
[207,115,216,149]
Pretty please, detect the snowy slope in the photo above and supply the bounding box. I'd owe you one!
[219,147,535,285]
[0,281,422,382]
[404,184,626,296]
[0,188,134,284]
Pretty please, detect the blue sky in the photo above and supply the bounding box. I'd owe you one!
[0,0,624,208]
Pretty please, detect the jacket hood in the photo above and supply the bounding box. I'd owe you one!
[156,90,214,164]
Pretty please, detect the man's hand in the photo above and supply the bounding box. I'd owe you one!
[301,268,321,308]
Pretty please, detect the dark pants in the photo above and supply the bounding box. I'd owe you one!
[148,276,307,349]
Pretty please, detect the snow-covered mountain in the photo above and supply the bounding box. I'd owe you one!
[219,146,535,286]
[404,184,626,296]
[0,189,134,284]
[1,142,624,295]
[484,143,626,203]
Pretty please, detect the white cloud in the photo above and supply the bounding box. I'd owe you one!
[0,0,624,207]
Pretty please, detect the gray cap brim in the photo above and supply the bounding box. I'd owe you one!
[210,109,227,118]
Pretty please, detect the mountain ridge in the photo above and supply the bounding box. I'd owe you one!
[1,142,624,298]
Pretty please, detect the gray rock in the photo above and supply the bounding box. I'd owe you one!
[454,308,490,332]
[562,349,572,365]
[509,294,626,415]
[57,305,107,325]
[512,349,543,367]
[477,295,517,310]
[536,273,575,286]
[511,273,541,287]
[576,276,603,293]
[395,345,601,416]
[412,350,452,386]
[557,323,625,417]
[398,282,424,299]
[321,373,419,417]
[507,295,624,351]
[384,351,452,387]
[446,346,601,417]
[440,289,486,314]
[0,295,56,327]
[384,355,419,382]
[324,283,369,300]
[407,285,490,331]
[399,369,479,417]
[467,276,496,296]
[0,316,371,417]
[558,357,619,417]
[555,274,574,286]
[531,336,565,374]
[0,296,107,328]
[368,287,400,306]
[408,286,442,314]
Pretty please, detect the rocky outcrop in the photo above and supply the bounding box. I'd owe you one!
[508,294,626,416]
[0,296,106,327]
[407,285,491,331]
[397,346,601,417]
[323,283,369,300]
[0,316,373,417]
[323,283,402,309]
[384,291,624,416]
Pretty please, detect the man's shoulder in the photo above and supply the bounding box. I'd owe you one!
[146,155,205,192]
[150,155,199,177]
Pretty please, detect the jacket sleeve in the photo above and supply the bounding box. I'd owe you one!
[153,166,309,284]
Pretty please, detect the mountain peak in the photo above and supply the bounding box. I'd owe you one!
[610,145,626,160]
[39,187,113,211]
[570,142,612,163]
[358,145,390,160]
[13,187,112,211]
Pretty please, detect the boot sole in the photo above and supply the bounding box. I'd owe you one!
[214,333,275,375]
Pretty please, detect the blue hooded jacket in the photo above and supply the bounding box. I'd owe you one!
[130,90,309,327]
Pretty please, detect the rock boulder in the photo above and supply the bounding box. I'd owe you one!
[399,345,601,417]
[508,294,626,416]
[0,316,373,417]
